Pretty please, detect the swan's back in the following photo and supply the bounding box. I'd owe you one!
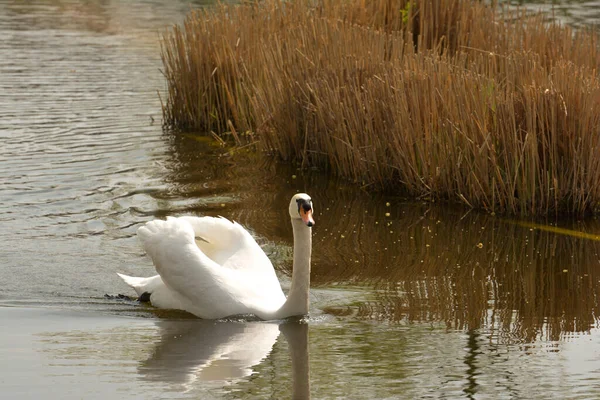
[137,216,286,319]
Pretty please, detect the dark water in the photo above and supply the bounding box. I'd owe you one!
[2,1,600,399]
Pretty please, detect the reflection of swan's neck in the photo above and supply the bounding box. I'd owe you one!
[275,219,312,319]
[280,323,310,400]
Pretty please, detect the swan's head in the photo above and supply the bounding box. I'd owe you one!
[289,193,314,227]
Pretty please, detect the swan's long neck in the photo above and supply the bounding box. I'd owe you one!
[273,219,312,318]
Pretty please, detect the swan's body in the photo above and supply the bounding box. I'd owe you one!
[118,194,314,320]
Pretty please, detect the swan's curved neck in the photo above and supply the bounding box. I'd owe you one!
[273,219,312,319]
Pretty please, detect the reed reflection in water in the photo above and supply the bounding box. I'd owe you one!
[316,200,600,342]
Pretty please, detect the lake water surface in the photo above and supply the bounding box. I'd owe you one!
[2,1,600,399]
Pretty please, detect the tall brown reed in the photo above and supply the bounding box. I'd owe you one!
[161,0,600,215]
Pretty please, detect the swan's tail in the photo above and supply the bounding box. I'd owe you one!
[116,273,162,298]
[117,273,187,310]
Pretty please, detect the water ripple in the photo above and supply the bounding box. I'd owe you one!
[0,0,195,304]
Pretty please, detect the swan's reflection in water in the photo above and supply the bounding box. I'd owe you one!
[139,318,310,398]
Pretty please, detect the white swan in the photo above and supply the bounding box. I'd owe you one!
[117,193,314,320]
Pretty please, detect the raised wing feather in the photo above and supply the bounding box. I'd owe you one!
[137,217,285,319]
[176,216,273,272]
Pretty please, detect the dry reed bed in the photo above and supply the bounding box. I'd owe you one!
[161,0,600,215]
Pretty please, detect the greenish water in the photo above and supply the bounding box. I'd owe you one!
[2,1,600,399]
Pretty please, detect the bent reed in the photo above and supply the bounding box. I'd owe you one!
[160,0,600,216]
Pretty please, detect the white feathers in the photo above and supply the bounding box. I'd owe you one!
[117,194,314,320]
[119,216,287,319]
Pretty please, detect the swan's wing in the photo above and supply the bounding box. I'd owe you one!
[137,218,285,318]
[177,216,275,273]
[177,216,285,310]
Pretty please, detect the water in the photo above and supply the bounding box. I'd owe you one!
[2,1,600,399]
[511,0,600,27]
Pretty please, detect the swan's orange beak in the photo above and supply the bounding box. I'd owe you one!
[300,208,315,227]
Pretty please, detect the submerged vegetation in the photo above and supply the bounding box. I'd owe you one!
[160,0,600,216]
